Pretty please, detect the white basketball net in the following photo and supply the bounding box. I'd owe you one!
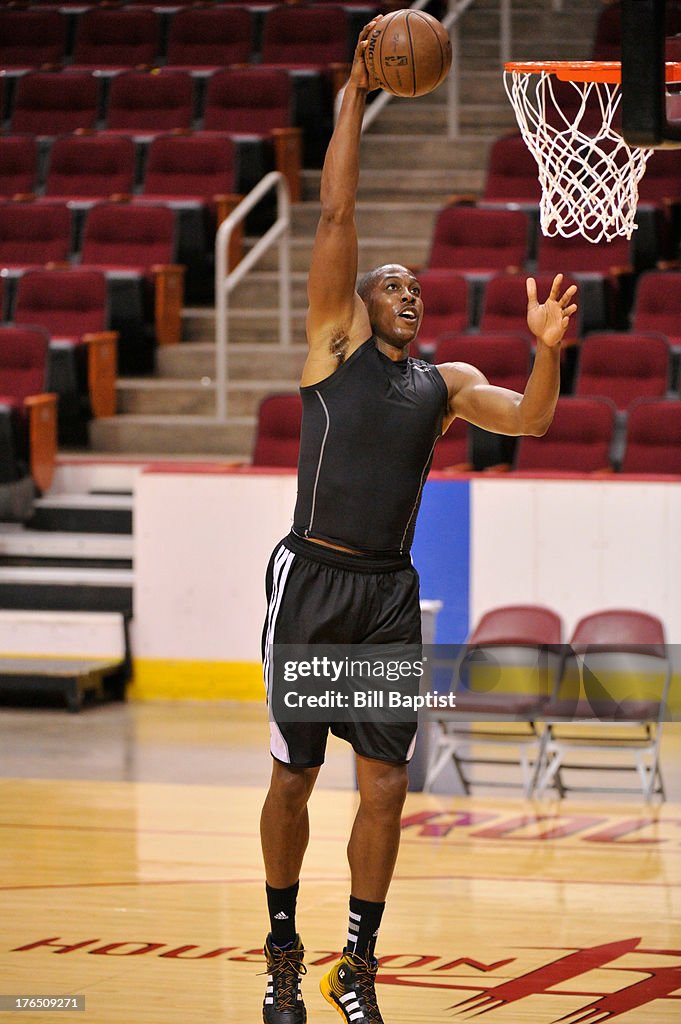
[504,67,653,243]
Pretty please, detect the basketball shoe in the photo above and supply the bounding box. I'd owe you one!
[319,950,384,1023]
[262,933,307,1024]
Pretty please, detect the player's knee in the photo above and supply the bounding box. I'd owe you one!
[359,762,409,816]
[270,762,318,811]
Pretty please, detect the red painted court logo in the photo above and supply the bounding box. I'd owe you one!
[11,935,681,1019]
[372,938,681,1020]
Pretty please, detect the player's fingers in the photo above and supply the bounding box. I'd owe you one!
[563,303,578,317]
[560,284,577,306]
[358,19,379,42]
[549,272,564,300]
[526,276,538,305]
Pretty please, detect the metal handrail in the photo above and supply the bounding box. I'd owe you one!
[214,171,290,422]
[361,0,513,138]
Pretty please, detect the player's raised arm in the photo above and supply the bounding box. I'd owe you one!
[303,23,380,382]
[438,274,578,436]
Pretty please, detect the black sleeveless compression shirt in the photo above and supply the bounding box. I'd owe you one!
[292,337,449,556]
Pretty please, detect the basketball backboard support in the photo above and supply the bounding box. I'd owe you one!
[622,0,681,146]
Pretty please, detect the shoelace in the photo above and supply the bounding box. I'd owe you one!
[352,955,384,1024]
[261,946,307,1012]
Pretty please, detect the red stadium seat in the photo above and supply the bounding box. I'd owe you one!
[631,271,681,350]
[80,202,185,362]
[620,397,681,474]
[427,206,529,274]
[260,4,350,67]
[0,137,39,199]
[204,68,294,134]
[203,68,302,202]
[43,135,136,201]
[482,134,541,206]
[414,270,470,358]
[0,325,57,492]
[142,133,237,203]
[574,332,671,411]
[0,10,66,70]
[105,71,194,135]
[81,202,176,271]
[165,7,253,69]
[0,326,49,406]
[140,132,243,297]
[514,396,616,472]
[15,269,109,339]
[0,201,71,270]
[254,5,352,164]
[70,8,161,71]
[10,72,99,136]
[14,269,117,433]
[252,394,302,467]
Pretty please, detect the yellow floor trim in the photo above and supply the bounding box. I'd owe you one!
[129,659,263,701]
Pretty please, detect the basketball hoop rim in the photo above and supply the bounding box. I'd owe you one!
[504,60,681,85]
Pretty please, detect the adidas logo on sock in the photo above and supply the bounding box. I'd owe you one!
[274,911,289,920]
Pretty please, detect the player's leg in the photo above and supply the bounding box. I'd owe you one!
[320,560,419,1023]
[320,755,409,1024]
[348,754,409,905]
[261,760,320,889]
[261,760,319,1024]
[260,537,333,1024]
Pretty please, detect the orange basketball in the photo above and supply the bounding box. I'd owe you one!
[365,9,452,98]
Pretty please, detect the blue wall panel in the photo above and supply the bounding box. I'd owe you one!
[411,478,470,643]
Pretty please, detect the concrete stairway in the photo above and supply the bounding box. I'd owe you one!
[89,0,601,458]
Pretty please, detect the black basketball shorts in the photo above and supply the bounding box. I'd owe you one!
[262,531,423,768]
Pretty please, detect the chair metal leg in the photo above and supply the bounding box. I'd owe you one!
[423,742,454,792]
[528,727,551,797]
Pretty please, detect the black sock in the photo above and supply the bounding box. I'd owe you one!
[266,881,299,947]
[345,895,385,959]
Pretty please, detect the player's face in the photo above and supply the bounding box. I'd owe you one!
[367,266,423,348]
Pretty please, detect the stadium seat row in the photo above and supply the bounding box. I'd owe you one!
[0,5,360,73]
[0,130,277,302]
[252,391,681,475]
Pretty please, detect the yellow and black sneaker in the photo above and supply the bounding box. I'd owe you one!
[262,933,307,1024]
[320,951,385,1024]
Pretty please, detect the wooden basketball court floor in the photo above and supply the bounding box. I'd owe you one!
[1,703,680,1023]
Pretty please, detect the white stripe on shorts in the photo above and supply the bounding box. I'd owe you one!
[263,545,295,700]
[263,544,296,763]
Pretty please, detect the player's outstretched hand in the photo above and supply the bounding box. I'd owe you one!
[350,20,382,92]
[526,273,578,348]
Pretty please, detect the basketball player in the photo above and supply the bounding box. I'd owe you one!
[260,20,577,1024]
